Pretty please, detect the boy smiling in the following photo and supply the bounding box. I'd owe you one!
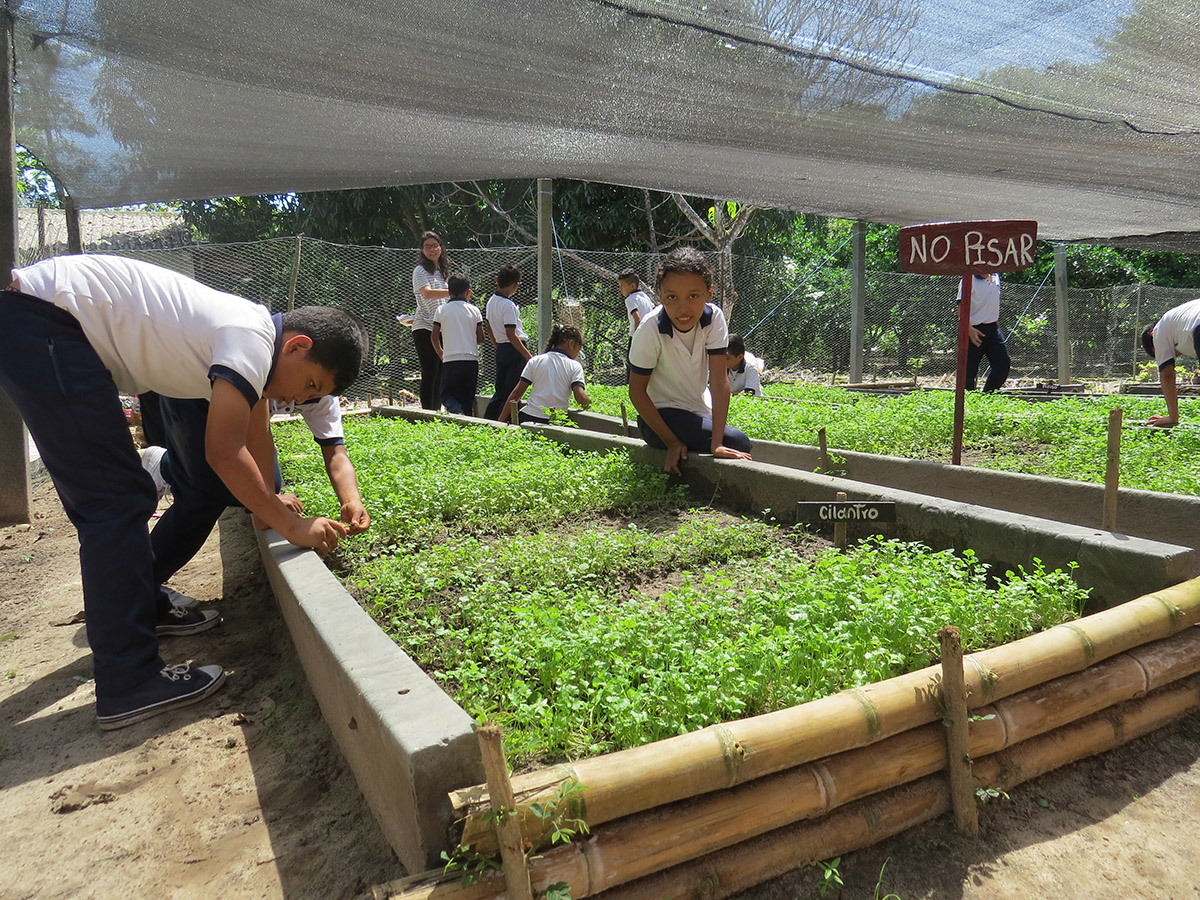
[0,254,367,729]
[627,247,754,475]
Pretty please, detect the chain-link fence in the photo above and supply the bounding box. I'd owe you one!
[23,230,1197,395]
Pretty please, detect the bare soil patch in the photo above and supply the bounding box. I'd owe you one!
[4,480,1200,900]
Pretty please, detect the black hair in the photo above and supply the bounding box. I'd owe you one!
[417,231,450,279]
[497,264,521,289]
[1141,324,1156,359]
[654,246,712,291]
[281,306,369,393]
[617,268,639,285]
[447,273,471,296]
[728,333,746,356]
[546,323,583,352]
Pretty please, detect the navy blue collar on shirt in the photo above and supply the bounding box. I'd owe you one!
[656,304,714,337]
[549,347,570,357]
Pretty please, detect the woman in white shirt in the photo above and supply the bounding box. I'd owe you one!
[412,231,451,409]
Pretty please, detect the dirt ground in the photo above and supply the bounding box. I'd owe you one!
[3,480,1200,900]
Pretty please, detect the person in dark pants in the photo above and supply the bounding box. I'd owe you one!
[411,231,451,409]
[483,265,531,420]
[432,274,485,416]
[959,273,1011,392]
[0,254,366,730]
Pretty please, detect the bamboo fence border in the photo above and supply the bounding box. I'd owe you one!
[373,576,1200,900]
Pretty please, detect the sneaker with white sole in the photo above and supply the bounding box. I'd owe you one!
[162,586,199,610]
[156,605,221,636]
[138,445,171,501]
[96,663,226,730]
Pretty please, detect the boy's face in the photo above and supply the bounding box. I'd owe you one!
[264,335,337,404]
[618,279,637,297]
[726,352,744,371]
[657,271,712,333]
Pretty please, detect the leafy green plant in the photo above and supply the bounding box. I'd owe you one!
[817,857,844,896]
[873,858,903,900]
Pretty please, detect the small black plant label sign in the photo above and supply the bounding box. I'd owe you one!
[795,501,897,524]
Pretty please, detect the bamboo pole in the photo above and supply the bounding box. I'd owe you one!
[476,724,533,900]
[1103,407,1122,531]
[938,626,978,836]
[833,490,847,550]
[382,668,1200,900]
[451,577,1200,851]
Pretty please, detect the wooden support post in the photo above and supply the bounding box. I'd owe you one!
[620,401,630,435]
[833,490,847,551]
[476,723,534,900]
[509,400,519,426]
[1103,408,1122,532]
[937,625,979,837]
[818,427,829,472]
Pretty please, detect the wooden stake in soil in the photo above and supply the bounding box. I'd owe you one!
[509,400,520,427]
[1103,407,1123,532]
[620,401,630,435]
[833,491,848,551]
[817,427,829,472]
[476,723,534,900]
[938,625,979,837]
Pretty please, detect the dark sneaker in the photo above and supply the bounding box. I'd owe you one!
[156,605,221,636]
[162,586,199,609]
[96,663,226,730]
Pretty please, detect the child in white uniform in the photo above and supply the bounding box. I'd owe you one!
[501,324,591,424]
[1141,297,1200,427]
[433,274,486,416]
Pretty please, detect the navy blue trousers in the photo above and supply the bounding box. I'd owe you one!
[484,343,526,420]
[0,292,164,698]
[637,407,752,454]
[440,359,479,416]
[966,322,1011,393]
[412,329,442,411]
[153,396,283,586]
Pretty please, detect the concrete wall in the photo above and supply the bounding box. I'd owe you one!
[255,528,484,872]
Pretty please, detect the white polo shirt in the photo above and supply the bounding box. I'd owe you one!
[958,273,1002,325]
[271,395,345,446]
[412,264,447,331]
[1153,297,1200,369]
[728,351,764,396]
[628,304,728,416]
[14,254,278,406]
[485,292,527,345]
[625,289,656,338]
[518,349,585,420]
[434,297,483,362]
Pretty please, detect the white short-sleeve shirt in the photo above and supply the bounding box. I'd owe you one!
[625,289,657,338]
[958,273,1002,325]
[518,349,585,420]
[628,304,728,416]
[728,351,764,396]
[14,254,278,405]
[434,297,483,362]
[485,292,527,345]
[412,264,447,331]
[270,395,345,446]
[1153,297,1200,369]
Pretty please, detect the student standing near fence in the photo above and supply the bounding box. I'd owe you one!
[1142,297,1200,427]
[433,274,486,416]
[412,231,451,410]
[619,269,657,343]
[483,265,531,419]
[957,272,1011,392]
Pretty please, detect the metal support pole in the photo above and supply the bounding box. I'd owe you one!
[536,178,553,349]
[849,220,866,384]
[1054,244,1071,386]
[0,9,30,524]
[286,233,302,311]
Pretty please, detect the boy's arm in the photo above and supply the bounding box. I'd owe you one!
[322,443,370,533]
[431,323,444,359]
[631,309,643,331]
[485,317,499,347]
[628,371,687,475]
[475,322,487,345]
[1149,364,1180,427]
[708,356,753,460]
[205,379,346,552]
[573,384,592,409]
[506,324,532,360]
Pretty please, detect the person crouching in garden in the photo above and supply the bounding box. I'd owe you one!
[501,323,591,424]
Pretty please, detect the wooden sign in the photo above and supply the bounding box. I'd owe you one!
[898,219,1038,275]
[795,501,896,524]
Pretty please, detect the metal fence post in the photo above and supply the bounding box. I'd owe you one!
[849,221,865,384]
[537,179,553,348]
[1054,244,1071,385]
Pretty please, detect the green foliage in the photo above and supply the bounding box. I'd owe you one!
[586,383,1200,496]
[817,857,844,896]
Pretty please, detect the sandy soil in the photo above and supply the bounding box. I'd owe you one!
[4,480,1200,900]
